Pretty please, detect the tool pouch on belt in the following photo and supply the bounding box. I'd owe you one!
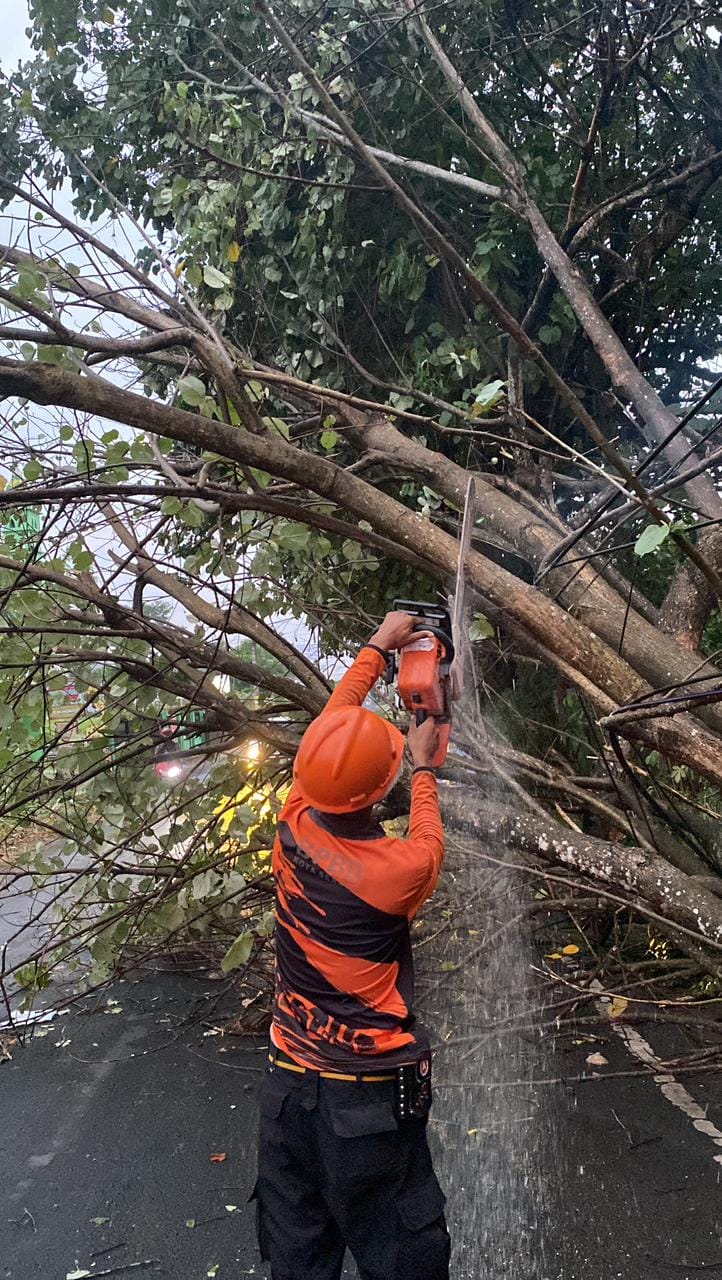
[395,1054,432,1121]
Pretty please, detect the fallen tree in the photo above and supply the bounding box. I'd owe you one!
[1,0,721,1004]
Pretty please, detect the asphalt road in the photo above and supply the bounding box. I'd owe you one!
[2,972,264,1280]
[2,969,722,1280]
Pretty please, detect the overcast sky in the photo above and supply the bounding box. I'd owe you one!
[0,0,31,68]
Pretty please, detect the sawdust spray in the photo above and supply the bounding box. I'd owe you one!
[420,689,558,1277]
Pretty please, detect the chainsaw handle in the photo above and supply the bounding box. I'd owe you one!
[410,712,451,767]
[410,621,454,663]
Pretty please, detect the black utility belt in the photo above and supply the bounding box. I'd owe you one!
[268,1049,433,1120]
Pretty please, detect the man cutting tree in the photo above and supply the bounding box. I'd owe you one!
[253,609,450,1280]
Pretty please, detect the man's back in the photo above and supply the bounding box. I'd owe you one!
[271,780,442,1070]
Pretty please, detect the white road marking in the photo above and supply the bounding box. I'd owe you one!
[591,982,722,1166]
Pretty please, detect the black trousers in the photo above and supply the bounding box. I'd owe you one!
[253,1062,450,1280]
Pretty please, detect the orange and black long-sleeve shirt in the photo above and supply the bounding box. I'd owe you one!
[270,646,445,1072]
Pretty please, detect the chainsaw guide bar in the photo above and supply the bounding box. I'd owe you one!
[450,477,476,702]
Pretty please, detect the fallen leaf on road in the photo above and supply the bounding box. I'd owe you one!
[207,1267,219,1278]
[608,995,629,1019]
[186,1219,196,1229]
[586,1052,608,1067]
[90,1216,111,1225]
[225,1205,238,1213]
[66,1269,91,1279]
[210,1153,227,1163]
[0,1034,16,1062]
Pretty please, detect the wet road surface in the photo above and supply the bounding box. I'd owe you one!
[1,970,721,1280]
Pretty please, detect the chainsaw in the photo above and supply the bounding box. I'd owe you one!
[389,479,476,768]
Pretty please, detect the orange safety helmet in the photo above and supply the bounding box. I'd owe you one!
[293,706,405,814]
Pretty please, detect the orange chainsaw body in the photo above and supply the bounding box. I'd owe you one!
[396,635,448,719]
[393,601,454,768]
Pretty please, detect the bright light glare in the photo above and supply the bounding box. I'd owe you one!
[246,739,261,762]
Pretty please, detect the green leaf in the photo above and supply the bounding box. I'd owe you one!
[129,439,153,463]
[180,503,204,528]
[192,869,218,901]
[320,428,338,451]
[91,1216,111,1225]
[199,396,221,419]
[471,380,506,415]
[220,931,254,973]
[538,324,562,345]
[203,265,232,290]
[263,416,290,439]
[177,375,206,406]
[23,459,41,481]
[469,613,495,642]
[106,442,130,466]
[634,523,671,557]
[257,910,276,938]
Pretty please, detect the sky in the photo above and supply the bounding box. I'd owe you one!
[0,0,31,68]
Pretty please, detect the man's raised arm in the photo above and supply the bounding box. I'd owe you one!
[322,610,417,715]
[401,717,446,915]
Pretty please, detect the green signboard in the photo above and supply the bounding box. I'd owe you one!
[1,504,42,550]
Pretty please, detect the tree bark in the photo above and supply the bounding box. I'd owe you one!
[443,791,722,976]
[660,525,722,651]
